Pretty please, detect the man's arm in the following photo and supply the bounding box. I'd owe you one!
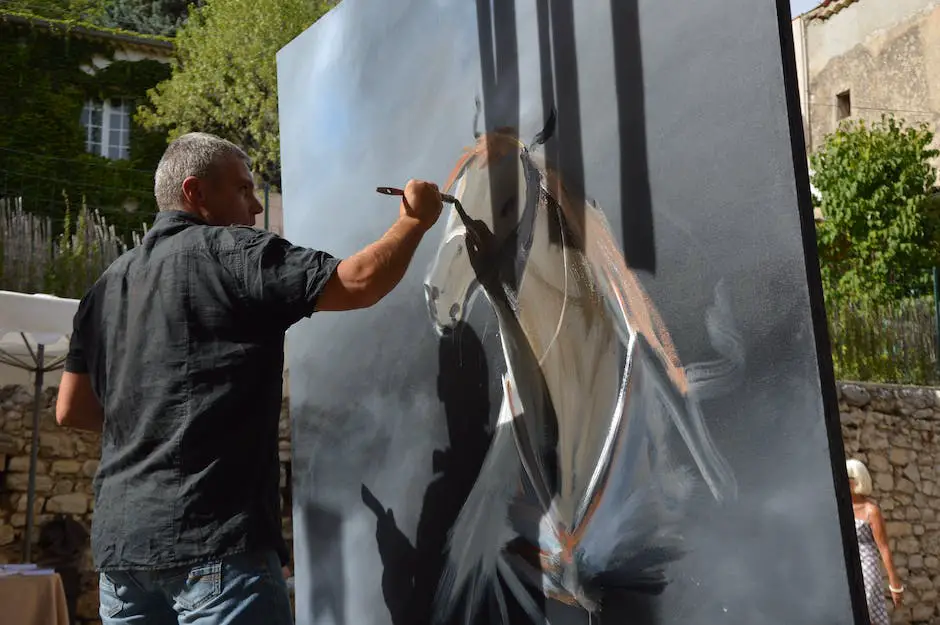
[245,179,443,323]
[316,179,443,311]
[56,296,103,432]
[316,217,426,311]
[56,372,103,432]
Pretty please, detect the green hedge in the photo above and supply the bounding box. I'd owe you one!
[0,13,171,239]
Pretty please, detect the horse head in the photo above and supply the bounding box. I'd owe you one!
[424,116,553,334]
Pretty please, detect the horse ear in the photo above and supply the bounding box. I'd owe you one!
[531,107,557,146]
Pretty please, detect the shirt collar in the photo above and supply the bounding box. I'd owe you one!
[154,210,208,226]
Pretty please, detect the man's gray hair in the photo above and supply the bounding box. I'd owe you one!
[154,132,251,212]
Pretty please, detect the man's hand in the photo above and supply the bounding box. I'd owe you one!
[400,179,443,232]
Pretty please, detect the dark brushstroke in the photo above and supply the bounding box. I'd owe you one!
[543,0,586,248]
[475,0,521,290]
[361,484,415,624]
[301,504,346,625]
[610,0,656,271]
[364,322,542,624]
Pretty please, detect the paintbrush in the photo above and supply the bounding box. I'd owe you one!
[376,186,458,204]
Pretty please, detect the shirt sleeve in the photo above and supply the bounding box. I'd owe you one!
[240,230,342,327]
[64,295,91,374]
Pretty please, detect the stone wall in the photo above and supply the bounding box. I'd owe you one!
[839,381,940,624]
[3,380,940,623]
[0,384,293,625]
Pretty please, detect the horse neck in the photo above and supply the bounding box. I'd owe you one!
[512,204,622,414]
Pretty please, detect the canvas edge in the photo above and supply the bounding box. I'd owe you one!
[772,2,871,624]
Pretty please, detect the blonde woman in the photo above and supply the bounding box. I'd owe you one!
[846,458,903,625]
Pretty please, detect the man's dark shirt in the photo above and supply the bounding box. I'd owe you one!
[65,210,339,571]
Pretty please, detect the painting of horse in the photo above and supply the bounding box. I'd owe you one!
[422,114,747,622]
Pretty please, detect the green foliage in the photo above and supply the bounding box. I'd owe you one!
[811,115,940,305]
[0,0,105,22]
[97,0,201,36]
[827,296,939,386]
[138,0,334,186]
[0,14,171,238]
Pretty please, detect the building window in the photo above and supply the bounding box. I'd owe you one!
[80,99,131,160]
[836,90,851,121]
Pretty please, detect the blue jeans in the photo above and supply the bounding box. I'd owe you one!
[99,550,293,624]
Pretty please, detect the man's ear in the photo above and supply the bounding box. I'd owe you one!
[181,176,203,208]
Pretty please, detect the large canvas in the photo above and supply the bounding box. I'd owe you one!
[277,1,866,624]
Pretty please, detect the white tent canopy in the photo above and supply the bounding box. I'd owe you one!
[0,290,79,366]
[0,290,80,563]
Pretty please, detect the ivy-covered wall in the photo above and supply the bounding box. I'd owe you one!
[0,14,172,238]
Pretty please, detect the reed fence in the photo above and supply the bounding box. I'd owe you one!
[827,296,939,386]
[0,196,147,299]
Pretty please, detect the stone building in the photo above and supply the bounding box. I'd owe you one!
[791,0,940,171]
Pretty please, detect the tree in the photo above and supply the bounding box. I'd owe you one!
[96,0,201,36]
[811,115,940,305]
[137,0,333,186]
[0,0,106,22]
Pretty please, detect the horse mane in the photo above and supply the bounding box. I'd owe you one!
[445,128,689,394]
[444,129,526,193]
[544,169,689,393]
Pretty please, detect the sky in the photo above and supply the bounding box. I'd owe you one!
[791,0,822,16]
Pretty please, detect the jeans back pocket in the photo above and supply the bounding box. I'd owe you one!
[172,560,223,612]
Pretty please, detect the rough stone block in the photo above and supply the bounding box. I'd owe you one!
[890,448,910,466]
[868,453,890,472]
[4,473,53,493]
[843,385,871,407]
[912,603,934,621]
[52,460,82,475]
[46,493,88,515]
[897,478,916,494]
[898,537,920,554]
[82,460,99,477]
[877,473,895,491]
[887,522,913,537]
[14,495,44,514]
[910,554,924,569]
[53,480,74,495]
[7,456,47,474]
[0,524,14,546]
[904,463,922,483]
[39,433,75,458]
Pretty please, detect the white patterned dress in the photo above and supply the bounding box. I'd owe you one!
[855,517,889,625]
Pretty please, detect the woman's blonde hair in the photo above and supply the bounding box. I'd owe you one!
[846,458,873,496]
